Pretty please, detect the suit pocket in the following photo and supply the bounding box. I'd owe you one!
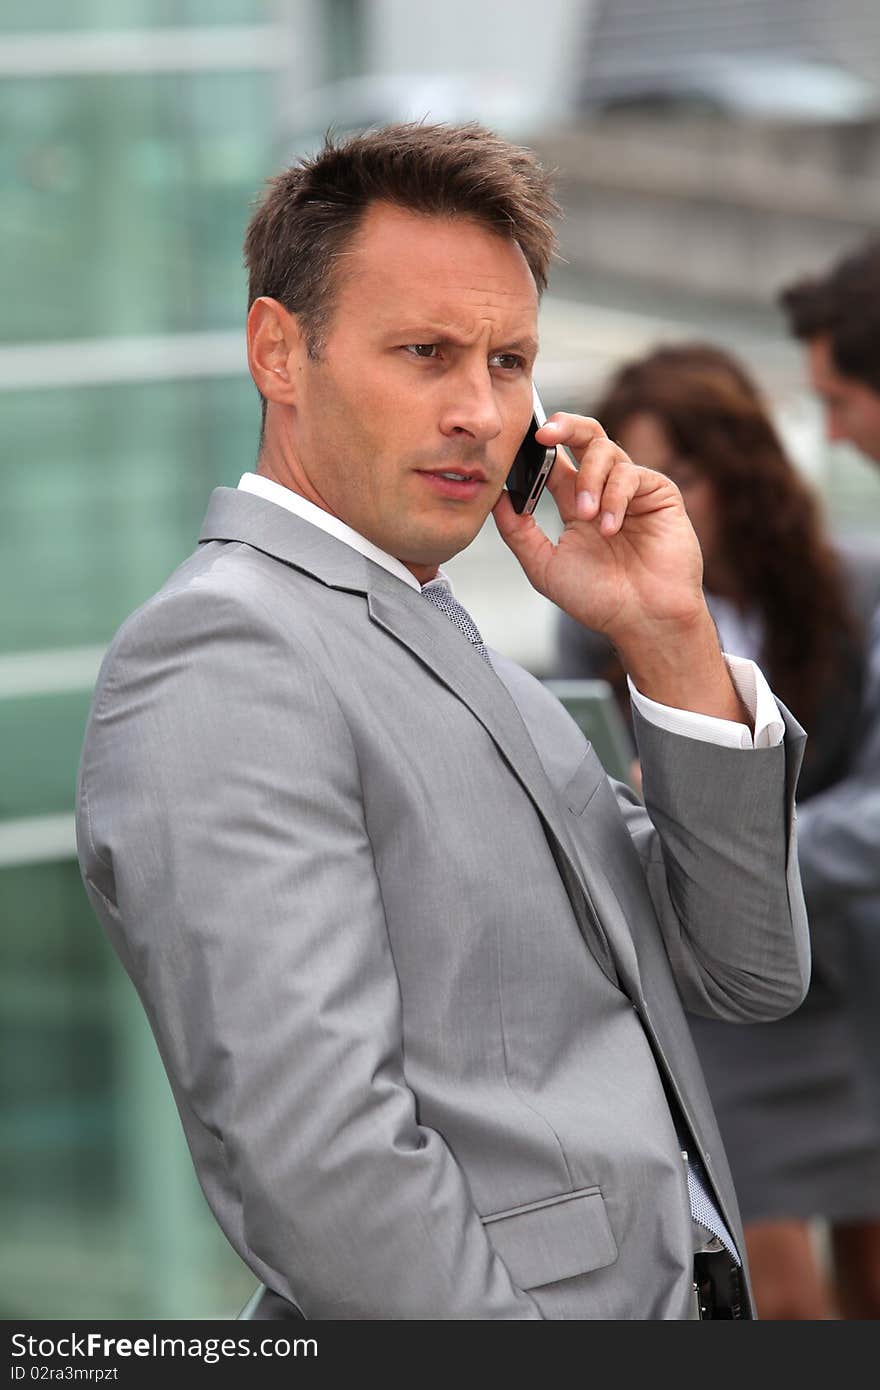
[561,751,606,816]
[482,1186,618,1290]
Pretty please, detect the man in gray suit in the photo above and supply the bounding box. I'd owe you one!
[77,124,809,1320]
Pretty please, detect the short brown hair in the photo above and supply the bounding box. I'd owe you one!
[779,240,880,395]
[243,122,559,423]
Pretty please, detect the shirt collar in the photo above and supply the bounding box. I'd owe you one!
[237,473,453,594]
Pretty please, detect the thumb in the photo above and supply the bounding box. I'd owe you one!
[492,491,554,592]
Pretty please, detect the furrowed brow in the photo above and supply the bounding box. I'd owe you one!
[498,336,539,359]
[388,326,538,358]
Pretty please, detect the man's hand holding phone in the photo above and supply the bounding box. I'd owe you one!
[494,408,748,723]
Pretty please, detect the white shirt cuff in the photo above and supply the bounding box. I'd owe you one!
[627,654,785,749]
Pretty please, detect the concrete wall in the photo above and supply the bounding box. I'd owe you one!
[534,116,880,302]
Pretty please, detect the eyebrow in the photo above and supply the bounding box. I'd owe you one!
[497,336,540,358]
[390,328,540,358]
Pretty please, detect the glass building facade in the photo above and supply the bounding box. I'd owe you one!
[2,2,284,1318]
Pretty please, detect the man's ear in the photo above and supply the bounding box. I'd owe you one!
[246,297,305,405]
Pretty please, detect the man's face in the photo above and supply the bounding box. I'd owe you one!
[287,203,539,580]
[807,335,880,464]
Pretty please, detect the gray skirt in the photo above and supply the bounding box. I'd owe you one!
[688,972,880,1226]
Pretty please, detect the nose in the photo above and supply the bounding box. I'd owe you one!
[438,365,503,445]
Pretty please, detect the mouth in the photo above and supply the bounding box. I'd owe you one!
[415,466,488,501]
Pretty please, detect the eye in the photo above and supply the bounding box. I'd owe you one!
[404,344,439,359]
[489,353,526,371]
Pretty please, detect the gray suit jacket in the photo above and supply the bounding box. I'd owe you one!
[76,487,810,1319]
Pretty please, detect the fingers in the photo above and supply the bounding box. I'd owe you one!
[537,413,642,535]
[590,452,643,536]
[536,413,607,454]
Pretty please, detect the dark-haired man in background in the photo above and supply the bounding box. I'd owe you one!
[781,241,880,466]
[781,245,880,1101]
[77,124,809,1320]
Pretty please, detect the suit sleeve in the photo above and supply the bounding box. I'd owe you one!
[77,585,542,1320]
[612,703,811,1022]
[793,608,880,906]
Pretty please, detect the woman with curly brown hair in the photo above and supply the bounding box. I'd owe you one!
[555,342,880,1319]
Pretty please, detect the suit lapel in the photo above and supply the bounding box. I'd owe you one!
[550,827,645,1003]
[199,487,630,988]
[368,586,627,988]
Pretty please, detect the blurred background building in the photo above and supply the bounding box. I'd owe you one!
[2,0,879,1318]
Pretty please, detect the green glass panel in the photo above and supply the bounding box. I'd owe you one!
[1,2,270,33]
[0,859,254,1318]
[0,863,116,1210]
[322,0,365,82]
[0,691,92,819]
[0,376,259,653]
[1,70,273,342]
[0,0,279,1321]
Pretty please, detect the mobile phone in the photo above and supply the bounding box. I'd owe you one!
[505,384,557,515]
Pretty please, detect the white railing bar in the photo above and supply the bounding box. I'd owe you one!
[0,332,246,391]
[0,814,76,869]
[0,27,290,77]
[0,646,106,698]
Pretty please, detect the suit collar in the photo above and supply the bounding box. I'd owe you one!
[199,486,382,594]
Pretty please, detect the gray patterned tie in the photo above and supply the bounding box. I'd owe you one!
[679,1127,740,1261]
[421,579,492,665]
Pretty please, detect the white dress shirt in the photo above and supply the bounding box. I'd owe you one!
[238,473,784,750]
